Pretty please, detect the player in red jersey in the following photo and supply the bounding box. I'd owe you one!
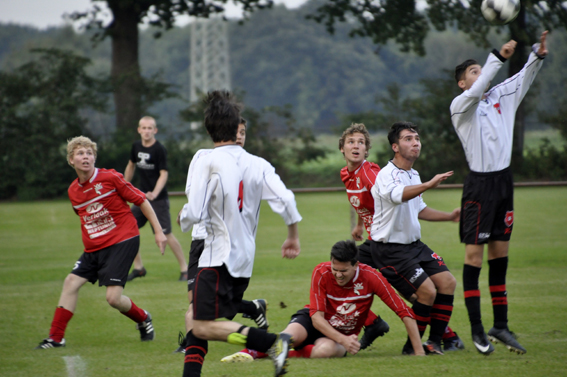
[35,136,167,349]
[339,123,464,352]
[220,240,424,362]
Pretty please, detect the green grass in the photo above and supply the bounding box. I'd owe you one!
[1,187,566,376]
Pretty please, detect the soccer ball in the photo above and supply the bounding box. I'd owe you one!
[481,0,520,25]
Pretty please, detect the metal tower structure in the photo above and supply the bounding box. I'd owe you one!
[189,18,232,104]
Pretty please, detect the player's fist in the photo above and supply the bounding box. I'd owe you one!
[500,40,517,59]
[342,334,361,355]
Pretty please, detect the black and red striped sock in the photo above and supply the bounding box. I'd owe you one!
[429,293,454,343]
[463,264,483,334]
[183,331,208,377]
[489,257,508,330]
[412,301,431,339]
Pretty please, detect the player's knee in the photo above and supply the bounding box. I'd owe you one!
[311,342,336,358]
[105,294,121,308]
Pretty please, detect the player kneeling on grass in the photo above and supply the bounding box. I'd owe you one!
[221,240,424,362]
[35,136,167,349]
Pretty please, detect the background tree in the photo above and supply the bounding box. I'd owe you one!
[69,0,273,141]
[0,49,107,200]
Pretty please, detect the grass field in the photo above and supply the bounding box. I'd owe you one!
[1,187,566,377]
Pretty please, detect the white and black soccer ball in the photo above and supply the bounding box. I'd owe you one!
[481,0,521,25]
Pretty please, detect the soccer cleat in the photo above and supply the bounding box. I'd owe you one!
[488,327,526,354]
[35,338,66,349]
[221,351,254,363]
[401,340,415,355]
[269,332,292,377]
[360,317,390,350]
[242,299,269,330]
[423,340,444,355]
[179,271,188,281]
[136,311,155,341]
[443,332,465,351]
[127,267,147,281]
[174,331,186,353]
[472,331,495,355]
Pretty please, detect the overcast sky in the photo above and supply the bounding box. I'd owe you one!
[0,0,308,29]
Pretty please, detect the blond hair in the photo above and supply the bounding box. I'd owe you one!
[338,123,372,152]
[139,115,157,128]
[67,136,97,167]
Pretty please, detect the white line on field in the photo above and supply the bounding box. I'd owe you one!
[63,355,87,377]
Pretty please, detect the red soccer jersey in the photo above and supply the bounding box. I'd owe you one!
[309,262,414,336]
[340,160,380,239]
[68,168,146,253]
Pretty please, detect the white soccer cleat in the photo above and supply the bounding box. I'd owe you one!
[221,351,254,363]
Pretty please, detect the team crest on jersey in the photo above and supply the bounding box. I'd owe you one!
[493,103,501,114]
[349,195,360,207]
[504,211,514,227]
[353,282,364,295]
[356,177,361,189]
[94,183,103,195]
[86,202,104,214]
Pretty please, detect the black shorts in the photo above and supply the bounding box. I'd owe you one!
[72,236,140,287]
[287,308,325,349]
[460,168,514,244]
[192,264,250,321]
[358,239,375,268]
[370,240,449,299]
[187,239,205,292]
[131,198,172,234]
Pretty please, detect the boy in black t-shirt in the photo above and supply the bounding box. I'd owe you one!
[124,116,188,281]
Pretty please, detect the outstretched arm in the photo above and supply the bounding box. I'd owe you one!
[418,207,460,222]
[401,171,453,202]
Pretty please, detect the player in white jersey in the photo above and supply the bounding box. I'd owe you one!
[178,91,301,377]
[450,31,548,355]
[174,119,269,354]
[370,122,460,355]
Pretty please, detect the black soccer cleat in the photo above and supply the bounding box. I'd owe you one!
[472,331,495,355]
[179,271,188,282]
[269,332,292,377]
[127,267,147,282]
[423,339,444,355]
[35,338,66,349]
[401,339,415,355]
[488,327,526,354]
[136,311,155,341]
[242,299,269,330]
[174,331,186,353]
[360,317,390,350]
[443,332,465,351]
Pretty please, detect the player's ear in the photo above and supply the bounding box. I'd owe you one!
[457,79,466,91]
[392,143,398,153]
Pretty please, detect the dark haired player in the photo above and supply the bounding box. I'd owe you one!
[124,116,187,281]
[451,31,549,355]
[35,136,166,349]
[221,240,424,362]
[339,123,463,352]
[179,91,302,377]
[370,122,460,355]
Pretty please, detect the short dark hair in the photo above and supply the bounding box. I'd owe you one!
[240,117,247,128]
[330,240,359,266]
[203,91,242,143]
[454,59,478,83]
[388,121,419,146]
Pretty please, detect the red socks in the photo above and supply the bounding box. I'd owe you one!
[120,299,147,323]
[49,307,73,343]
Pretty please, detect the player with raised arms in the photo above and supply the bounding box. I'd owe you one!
[451,30,549,355]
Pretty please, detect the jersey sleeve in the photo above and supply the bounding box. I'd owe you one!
[374,168,405,205]
[362,163,380,191]
[368,270,415,320]
[450,52,504,130]
[179,156,216,232]
[309,264,328,316]
[129,142,137,163]
[111,170,146,206]
[259,158,302,226]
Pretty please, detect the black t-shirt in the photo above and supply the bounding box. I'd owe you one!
[130,140,168,201]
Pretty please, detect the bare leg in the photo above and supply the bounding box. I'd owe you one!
[58,274,88,312]
[166,233,187,272]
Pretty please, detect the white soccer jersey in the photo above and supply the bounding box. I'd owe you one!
[370,161,427,244]
[184,149,211,240]
[450,47,544,173]
[180,145,302,278]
